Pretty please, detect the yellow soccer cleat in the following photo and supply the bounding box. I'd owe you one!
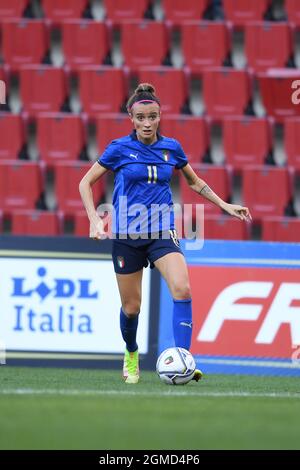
[123,348,139,384]
[192,369,203,382]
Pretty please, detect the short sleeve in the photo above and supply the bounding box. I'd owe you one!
[97,142,121,171]
[174,140,188,169]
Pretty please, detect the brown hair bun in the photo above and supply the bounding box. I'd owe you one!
[135,83,156,96]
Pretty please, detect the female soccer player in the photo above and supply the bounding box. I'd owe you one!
[79,83,251,384]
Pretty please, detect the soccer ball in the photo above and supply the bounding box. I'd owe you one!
[156,347,196,385]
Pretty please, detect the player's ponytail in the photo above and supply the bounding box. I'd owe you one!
[127,82,160,112]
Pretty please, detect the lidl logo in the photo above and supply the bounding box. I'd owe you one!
[12,266,98,301]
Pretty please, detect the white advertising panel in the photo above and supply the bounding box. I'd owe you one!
[0,257,150,354]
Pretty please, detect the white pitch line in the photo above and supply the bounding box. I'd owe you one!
[0,389,300,399]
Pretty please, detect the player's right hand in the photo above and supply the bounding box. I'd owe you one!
[89,217,106,240]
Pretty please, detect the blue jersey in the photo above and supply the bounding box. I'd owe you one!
[98,131,188,235]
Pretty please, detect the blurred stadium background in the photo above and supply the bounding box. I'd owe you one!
[0,0,300,451]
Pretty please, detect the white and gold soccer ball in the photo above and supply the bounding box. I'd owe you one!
[156,347,196,385]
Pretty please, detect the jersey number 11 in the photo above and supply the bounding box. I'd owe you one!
[147,165,157,184]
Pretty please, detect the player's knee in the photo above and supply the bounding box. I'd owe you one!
[122,302,141,317]
[172,283,191,300]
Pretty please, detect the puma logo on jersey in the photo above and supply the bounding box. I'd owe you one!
[130,153,138,159]
[180,321,193,328]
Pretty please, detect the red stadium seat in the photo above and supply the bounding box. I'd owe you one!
[176,211,248,240]
[262,216,300,242]
[242,166,293,220]
[73,211,90,236]
[223,0,271,27]
[0,0,29,19]
[181,21,231,73]
[285,0,300,27]
[203,68,251,118]
[0,66,7,107]
[136,67,188,114]
[284,118,300,171]
[19,66,67,116]
[179,164,231,215]
[77,66,127,115]
[204,215,249,240]
[10,210,61,235]
[42,0,88,22]
[245,22,293,72]
[36,113,85,165]
[61,20,109,67]
[54,162,106,215]
[73,210,112,238]
[0,64,7,86]
[223,117,272,171]
[0,66,6,83]
[104,0,150,22]
[120,21,169,70]
[163,0,209,24]
[95,114,132,154]
[0,113,25,160]
[0,160,43,210]
[1,20,49,70]
[160,115,209,166]
[258,69,300,122]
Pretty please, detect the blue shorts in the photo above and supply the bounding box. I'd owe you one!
[112,230,183,274]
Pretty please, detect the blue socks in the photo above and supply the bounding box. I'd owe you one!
[120,308,139,352]
[120,299,192,352]
[173,298,193,350]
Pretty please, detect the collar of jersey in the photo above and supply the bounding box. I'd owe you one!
[130,130,163,145]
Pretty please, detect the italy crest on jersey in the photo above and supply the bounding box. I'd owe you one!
[162,150,170,162]
[117,256,125,268]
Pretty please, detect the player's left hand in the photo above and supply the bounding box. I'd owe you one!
[222,203,252,221]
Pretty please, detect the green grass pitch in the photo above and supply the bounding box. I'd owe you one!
[0,367,299,450]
